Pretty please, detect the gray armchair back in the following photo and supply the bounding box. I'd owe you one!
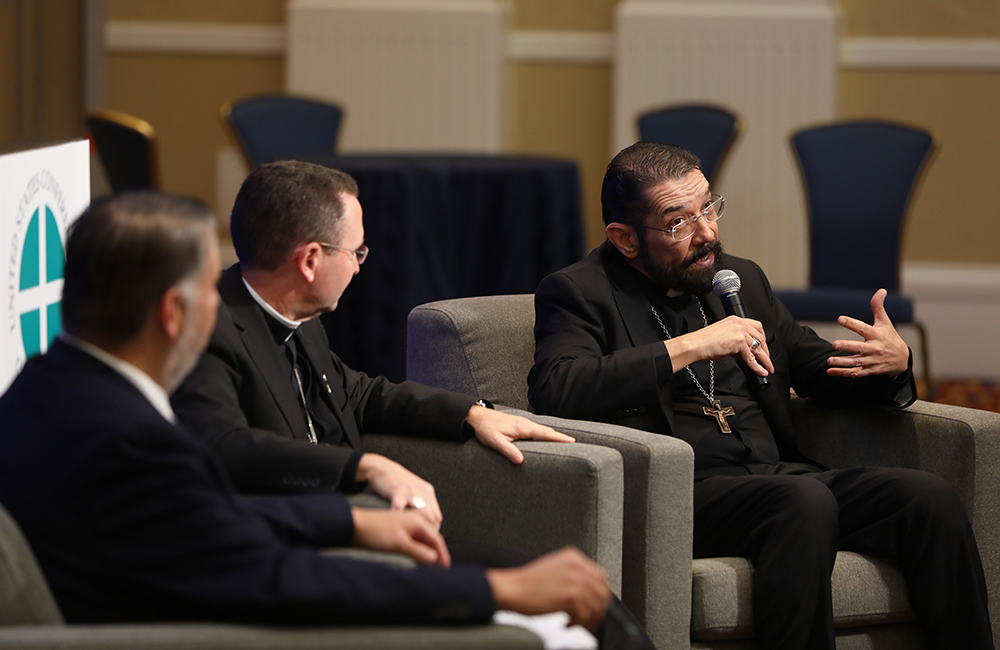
[408,294,536,411]
[407,293,1000,650]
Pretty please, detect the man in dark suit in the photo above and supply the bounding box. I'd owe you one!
[528,141,992,649]
[172,160,572,528]
[0,191,612,628]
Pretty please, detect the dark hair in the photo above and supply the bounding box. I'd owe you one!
[61,192,214,347]
[601,141,702,227]
[230,160,359,271]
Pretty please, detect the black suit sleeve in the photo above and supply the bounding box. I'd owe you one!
[529,269,674,422]
[73,424,495,625]
[331,353,479,438]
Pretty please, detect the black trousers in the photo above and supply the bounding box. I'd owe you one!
[693,466,992,650]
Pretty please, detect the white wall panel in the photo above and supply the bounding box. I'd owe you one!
[287,0,508,153]
[614,1,840,287]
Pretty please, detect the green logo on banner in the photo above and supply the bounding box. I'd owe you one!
[17,205,65,357]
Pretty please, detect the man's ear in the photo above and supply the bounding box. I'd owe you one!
[159,286,185,342]
[606,222,640,260]
[295,244,323,283]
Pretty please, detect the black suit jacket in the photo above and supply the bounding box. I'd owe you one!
[0,340,493,625]
[528,242,914,460]
[172,265,478,493]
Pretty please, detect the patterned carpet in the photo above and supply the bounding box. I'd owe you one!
[931,380,1000,413]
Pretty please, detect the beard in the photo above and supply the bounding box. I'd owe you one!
[637,234,724,295]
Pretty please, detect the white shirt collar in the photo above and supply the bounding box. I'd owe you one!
[242,275,300,333]
[60,333,177,423]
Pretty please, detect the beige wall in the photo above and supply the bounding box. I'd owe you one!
[841,0,1000,37]
[839,0,1000,264]
[0,0,82,148]
[104,0,284,215]
[3,0,999,266]
[510,0,615,247]
[0,2,16,144]
[841,70,1000,263]
[512,62,613,251]
[512,0,614,31]
[107,0,285,24]
[105,54,282,208]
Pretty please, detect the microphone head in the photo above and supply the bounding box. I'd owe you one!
[712,269,741,296]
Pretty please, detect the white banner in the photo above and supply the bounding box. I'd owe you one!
[0,140,90,395]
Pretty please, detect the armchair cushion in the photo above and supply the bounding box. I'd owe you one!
[0,623,541,649]
[691,553,914,641]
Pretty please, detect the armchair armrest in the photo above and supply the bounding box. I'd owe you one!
[361,433,624,594]
[499,408,695,650]
[0,622,542,649]
[789,397,1000,636]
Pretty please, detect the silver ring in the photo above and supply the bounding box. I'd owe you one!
[410,496,427,510]
[750,337,760,351]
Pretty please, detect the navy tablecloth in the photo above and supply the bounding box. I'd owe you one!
[303,153,585,382]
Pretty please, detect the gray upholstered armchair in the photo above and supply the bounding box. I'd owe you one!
[406,293,1000,650]
[0,502,544,649]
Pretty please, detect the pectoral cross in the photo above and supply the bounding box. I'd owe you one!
[703,399,735,433]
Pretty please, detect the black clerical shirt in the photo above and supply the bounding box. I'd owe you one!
[639,267,829,481]
[258,305,364,490]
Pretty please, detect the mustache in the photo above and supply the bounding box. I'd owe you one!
[682,240,723,268]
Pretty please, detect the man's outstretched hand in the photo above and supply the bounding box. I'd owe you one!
[827,288,909,379]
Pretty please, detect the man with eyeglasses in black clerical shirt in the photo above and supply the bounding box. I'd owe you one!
[170,160,574,532]
[527,141,992,650]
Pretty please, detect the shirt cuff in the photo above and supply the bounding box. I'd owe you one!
[461,399,493,437]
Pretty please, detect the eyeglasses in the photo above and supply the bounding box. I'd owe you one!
[643,193,725,242]
[318,242,369,265]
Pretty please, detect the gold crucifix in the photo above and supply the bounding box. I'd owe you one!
[703,399,735,433]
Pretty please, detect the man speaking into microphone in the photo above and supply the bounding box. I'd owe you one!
[527,141,992,650]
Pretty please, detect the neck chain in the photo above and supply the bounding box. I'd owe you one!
[650,300,735,433]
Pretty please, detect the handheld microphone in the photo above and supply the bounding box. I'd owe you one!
[712,269,769,388]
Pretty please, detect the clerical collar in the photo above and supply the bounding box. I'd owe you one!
[60,333,177,423]
[242,276,300,341]
[620,258,698,310]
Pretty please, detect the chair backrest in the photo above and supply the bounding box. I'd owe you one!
[407,295,535,412]
[792,120,935,291]
[85,109,158,192]
[0,503,64,626]
[637,104,743,184]
[223,94,344,169]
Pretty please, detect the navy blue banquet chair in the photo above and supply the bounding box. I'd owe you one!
[637,103,743,184]
[773,120,936,398]
[222,93,344,169]
[85,109,159,191]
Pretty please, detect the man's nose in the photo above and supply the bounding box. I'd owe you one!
[692,215,715,241]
